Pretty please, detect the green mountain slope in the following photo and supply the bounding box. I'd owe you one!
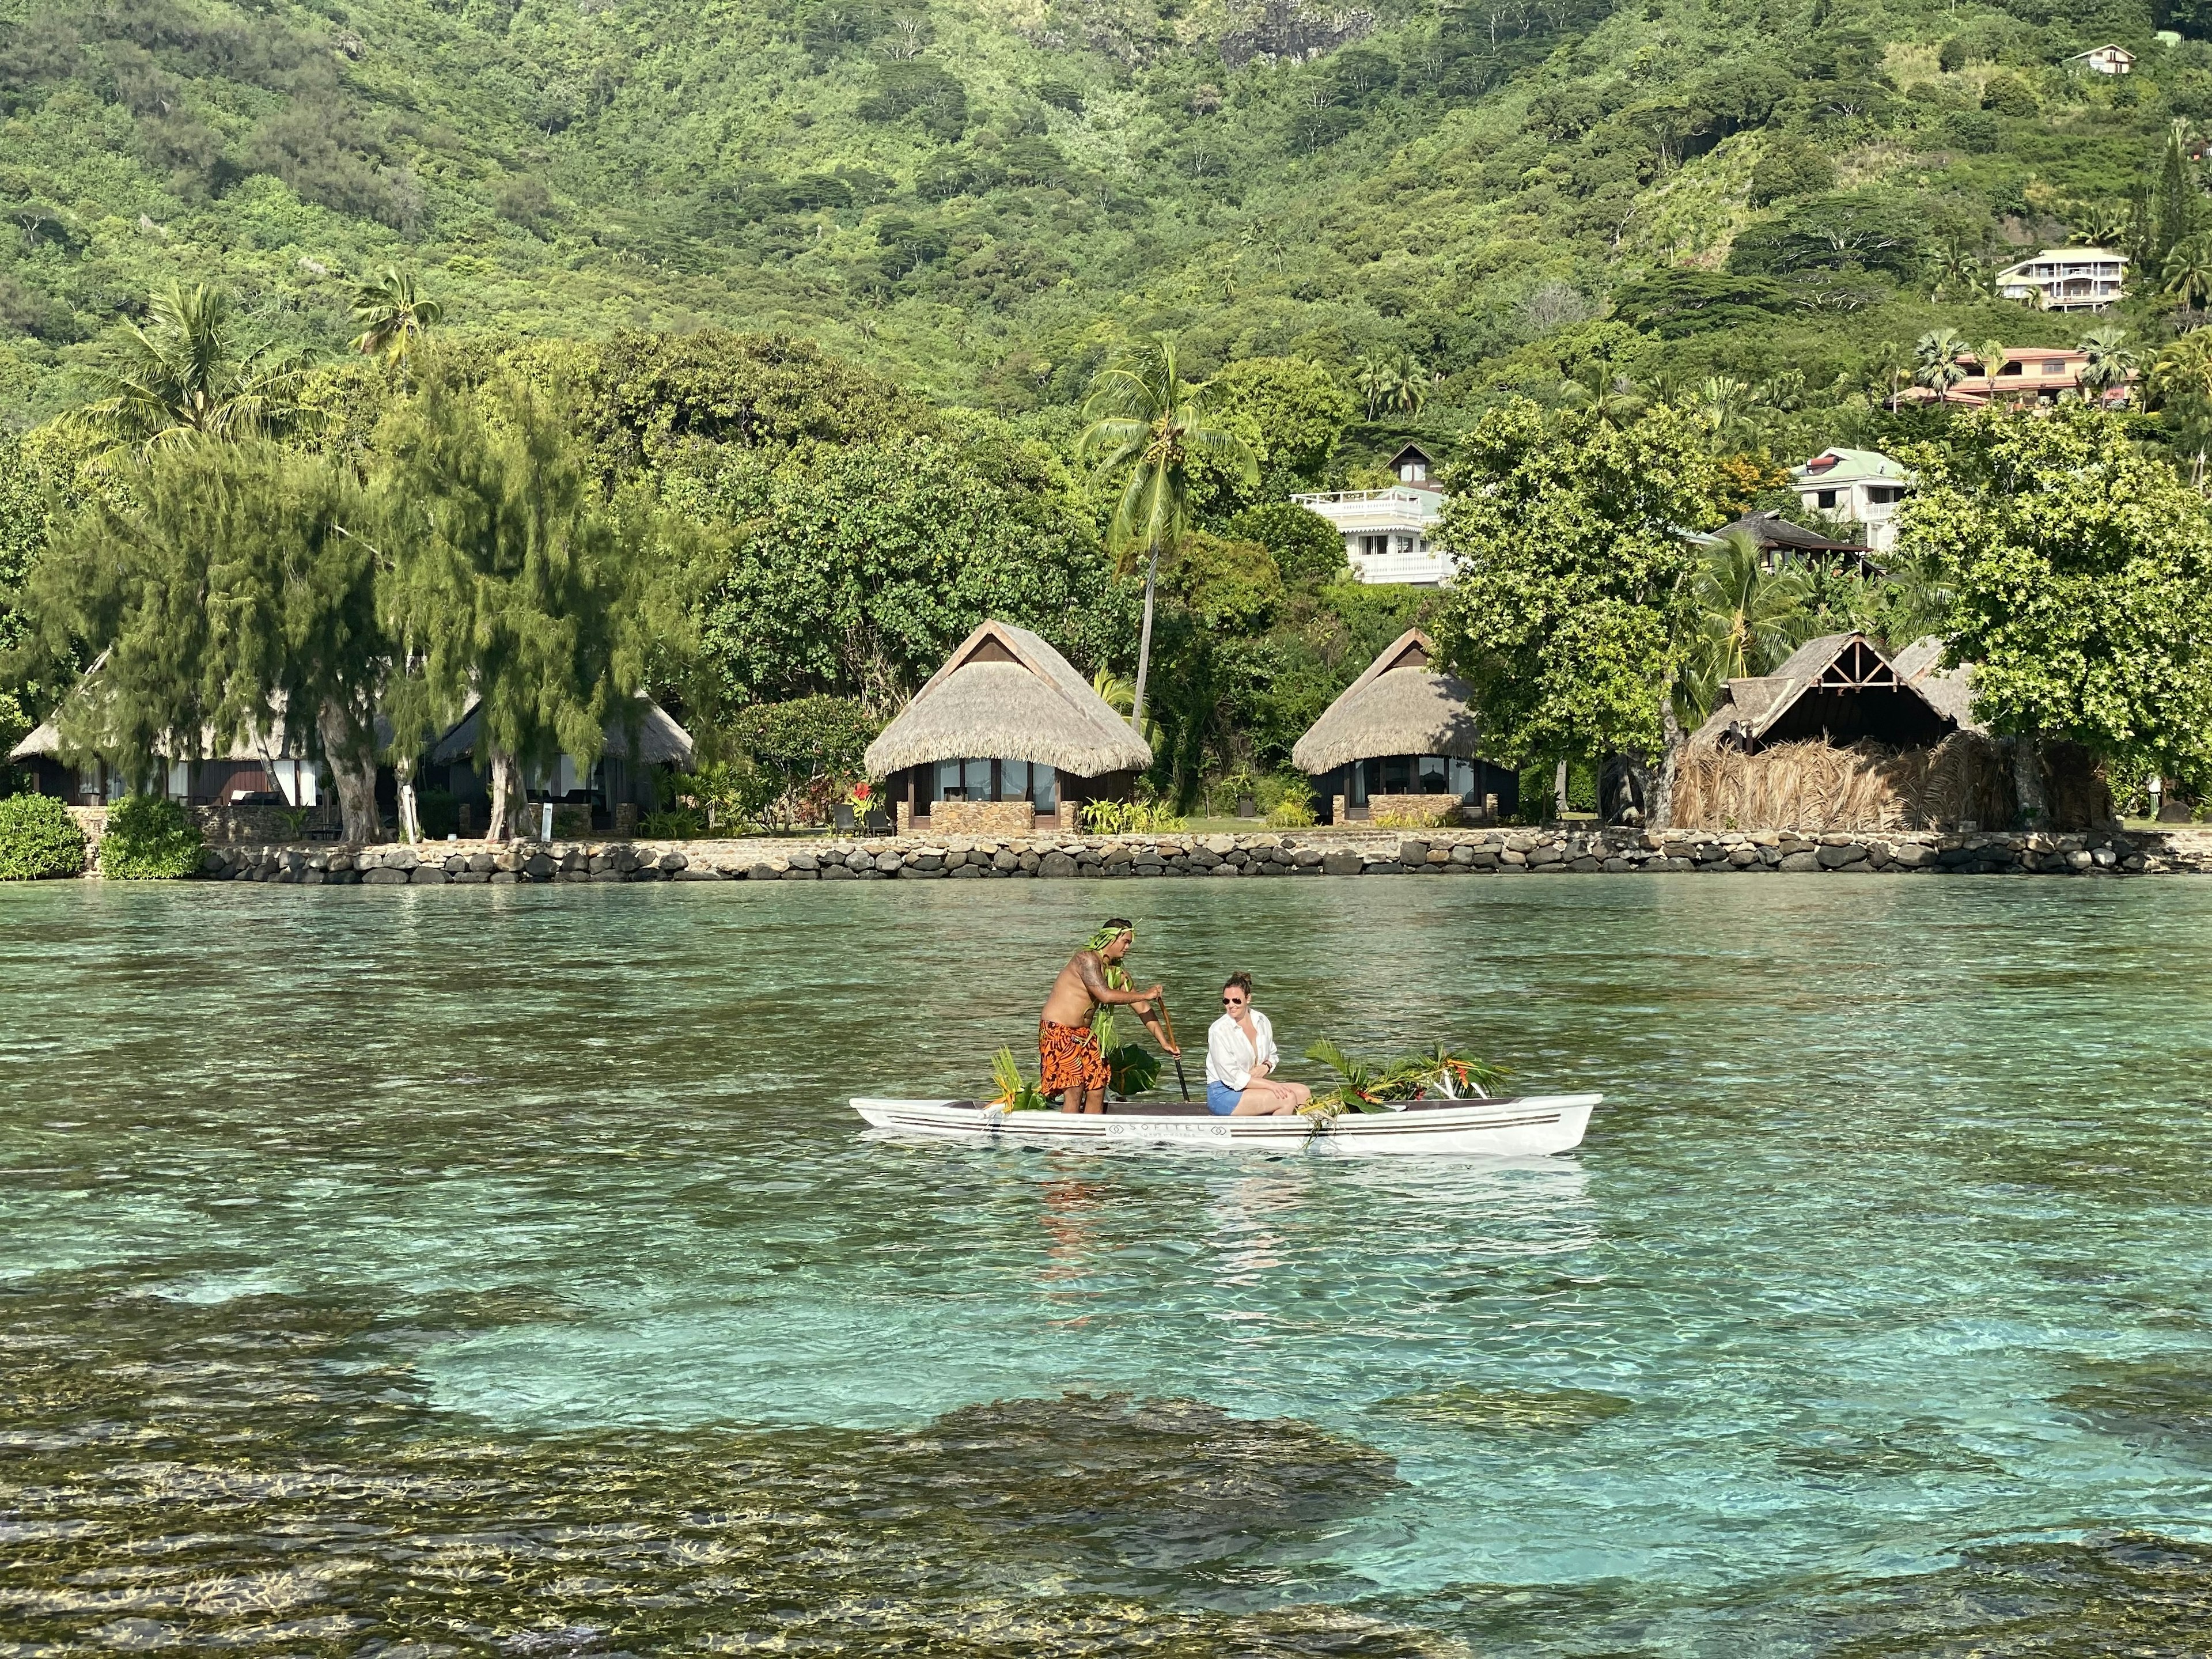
[0,0,2200,423]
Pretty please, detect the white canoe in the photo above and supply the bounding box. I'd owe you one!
[851,1093,1600,1157]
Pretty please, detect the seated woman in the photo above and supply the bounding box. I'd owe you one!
[1205,974,1313,1117]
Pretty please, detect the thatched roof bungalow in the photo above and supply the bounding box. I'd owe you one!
[1668,632,2104,832]
[1291,629,1517,824]
[426,694,695,831]
[7,653,324,811]
[865,620,1149,834]
[1690,634,1961,752]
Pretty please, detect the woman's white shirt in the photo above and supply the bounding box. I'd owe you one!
[1206,1009,1277,1090]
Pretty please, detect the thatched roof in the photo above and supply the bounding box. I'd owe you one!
[429,694,695,768]
[1699,511,1864,556]
[1691,633,1963,750]
[6,652,316,764]
[1291,630,1483,773]
[863,620,1150,778]
[1891,636,1986,733]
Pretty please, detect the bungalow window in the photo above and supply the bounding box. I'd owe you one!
[1448,757,1476,800]
[1358,535,1390,559]
[1416,755,1450,795]
[1866,485,1906,505]
[933,758,992,800]
[2041,361,2065,376]
[1814,489,1838,509]
[931,757,1056,808]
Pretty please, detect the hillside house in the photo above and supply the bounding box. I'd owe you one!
[1790,448,1914,554]
[1695,510,1873,572]
[1995,248,2127,312]
[1899,344,2132,408]
[2065,44,2135,73]
[1289,444,1451,585]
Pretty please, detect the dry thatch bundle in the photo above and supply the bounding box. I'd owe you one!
[1672,734,2013,832]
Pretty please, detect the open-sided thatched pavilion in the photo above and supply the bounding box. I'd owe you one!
[865,620,1151,835]
[1292,629,1518,824]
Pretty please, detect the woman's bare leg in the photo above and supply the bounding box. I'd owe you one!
[1233,1081,1304,1116]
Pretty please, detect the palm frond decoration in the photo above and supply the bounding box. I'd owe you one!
[1301,1037,1508,1119]
[988,1047,1051,1111]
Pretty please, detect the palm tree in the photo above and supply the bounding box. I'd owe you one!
[1677,531,1810,725]
[1914,328,1973,400]
[1353,350,1393,419]
[1690,374,1757,446]
[1927,244,1986,302]
[81,282,315,452]
[1974,336,2009,402]
[2146,329,2212,484]
[2078,325,2139,401]
[1387,350,1427,416]
[2071,203,2133,251]
[2164,236,2212,310]
[1077,337,1257,728]
[350,267,444,365]
[1557,360,1646,425]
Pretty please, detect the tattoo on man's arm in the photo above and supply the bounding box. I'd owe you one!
[1076,953,1111,998]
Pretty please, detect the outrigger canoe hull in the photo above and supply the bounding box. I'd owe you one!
[851,1093,1600,1157]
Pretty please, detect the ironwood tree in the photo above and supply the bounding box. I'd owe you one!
[373,366,652,842]
[30,440,387,841]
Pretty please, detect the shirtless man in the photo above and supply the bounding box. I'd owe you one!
[1039,919,1181,1114]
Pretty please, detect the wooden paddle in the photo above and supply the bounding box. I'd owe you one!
[1151,989,1191,1101]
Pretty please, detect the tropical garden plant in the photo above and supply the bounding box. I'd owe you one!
[0,793,86,880]
[98,793,201,879]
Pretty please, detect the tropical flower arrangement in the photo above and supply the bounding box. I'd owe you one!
[1299,1040,1506,1120]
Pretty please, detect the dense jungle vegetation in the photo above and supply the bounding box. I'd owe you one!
[8,0,2212,825]
[4,0,2209,419]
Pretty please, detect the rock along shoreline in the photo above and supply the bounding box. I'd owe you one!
[189,824,2212,884]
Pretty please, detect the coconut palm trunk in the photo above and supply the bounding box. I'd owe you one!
[1653,694,1686,830]
[1131,543,1162,729]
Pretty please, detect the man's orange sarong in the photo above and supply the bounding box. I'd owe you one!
[1039,1020,1109,1096]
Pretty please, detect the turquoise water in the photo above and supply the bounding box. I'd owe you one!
[2,876,2208,1654]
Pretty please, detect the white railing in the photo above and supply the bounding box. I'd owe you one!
[1290,487,1435,507]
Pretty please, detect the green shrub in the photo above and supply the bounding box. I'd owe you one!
[0,793,86,880]
[641,806,704,839]
[1982,74,2039,117]
[99,793,203,880]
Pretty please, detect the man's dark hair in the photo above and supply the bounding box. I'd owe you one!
[1101,918,1133,934]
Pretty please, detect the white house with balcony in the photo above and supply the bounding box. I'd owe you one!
[1995,248,2127,312]
[1791,448,1914,555]
[1289,444,1452,586]
[2065,43,2135,74]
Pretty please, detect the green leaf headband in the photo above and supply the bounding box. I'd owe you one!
[1086,923,1133,952]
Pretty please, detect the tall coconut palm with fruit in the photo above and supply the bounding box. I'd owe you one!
[1077,338,1256,728]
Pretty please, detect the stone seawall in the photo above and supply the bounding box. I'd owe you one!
[194,824,2212,884]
